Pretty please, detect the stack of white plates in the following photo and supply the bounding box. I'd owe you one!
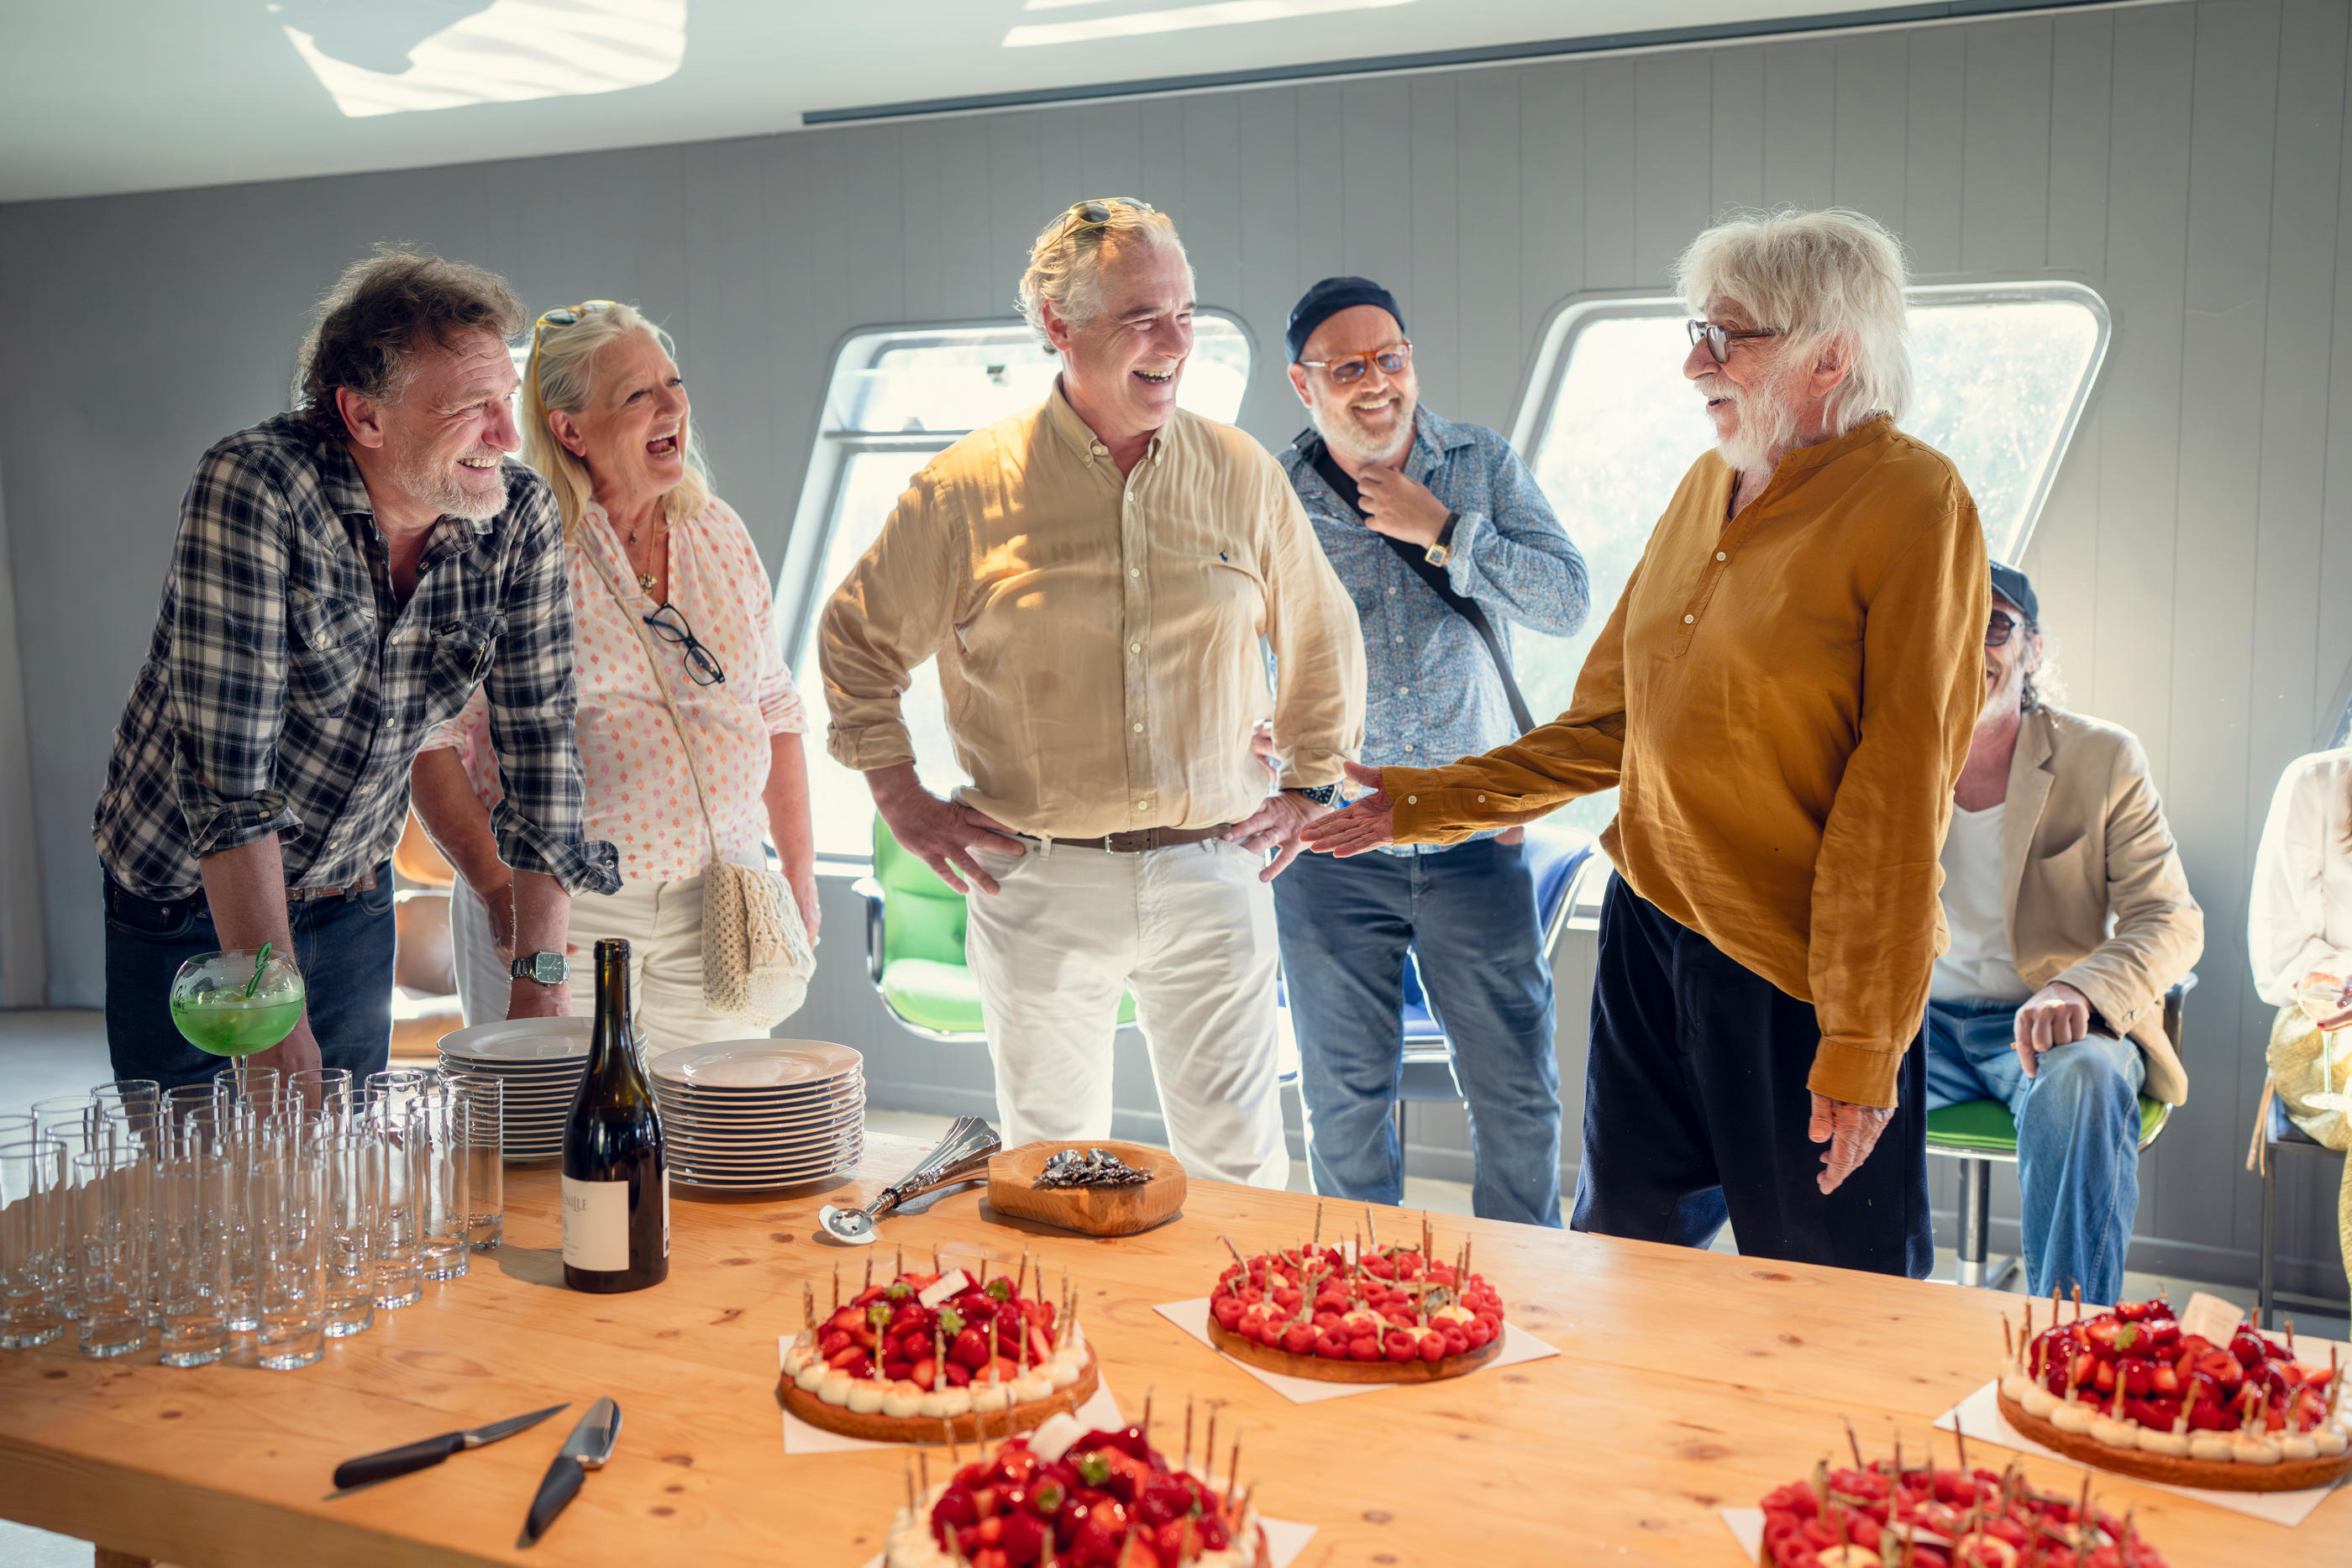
[437,1017,591,1162]
[650,1040,864,1191]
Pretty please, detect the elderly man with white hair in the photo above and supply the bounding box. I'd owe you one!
[820,198,1364,1187]
[1308,209,1987,1274]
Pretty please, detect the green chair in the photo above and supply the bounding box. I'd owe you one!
[853,818,1135,1041]
[1927,973,2193,1289]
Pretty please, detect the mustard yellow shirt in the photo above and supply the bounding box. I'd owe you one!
[1385,416,1988,1107]
[820,386,1365,838]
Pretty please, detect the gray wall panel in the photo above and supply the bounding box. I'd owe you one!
[1,0,2345,1297]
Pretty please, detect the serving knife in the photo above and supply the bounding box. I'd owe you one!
[519,1397,621,1547]
[332,1403,570,1490]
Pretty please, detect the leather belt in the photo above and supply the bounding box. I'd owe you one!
[286,869,380,903]
[1050,824,1233,854]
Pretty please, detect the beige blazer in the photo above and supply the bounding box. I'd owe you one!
[2000,706,2203,1104]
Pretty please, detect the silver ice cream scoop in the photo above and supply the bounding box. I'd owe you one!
[818,1115,1000,1244]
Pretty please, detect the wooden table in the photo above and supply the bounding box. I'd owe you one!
[1,1131,2341,1566]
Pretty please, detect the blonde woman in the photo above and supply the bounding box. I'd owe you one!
[2248,747,2352,1304]
[412,301,818,1052]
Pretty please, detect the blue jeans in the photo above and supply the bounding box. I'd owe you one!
[1272,839,1562,1225]
[1923,996,2145,1303]
[102,865,396,1091]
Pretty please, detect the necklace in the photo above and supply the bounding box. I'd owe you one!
[622,513,664,595]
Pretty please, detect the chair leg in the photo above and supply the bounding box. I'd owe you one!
[2259,1150,2278,1332]
[1956,1157,1987,1289]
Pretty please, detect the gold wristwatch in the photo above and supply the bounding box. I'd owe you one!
[1424,511,1461,568]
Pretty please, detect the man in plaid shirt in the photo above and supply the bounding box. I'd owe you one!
[94,249,618,1088]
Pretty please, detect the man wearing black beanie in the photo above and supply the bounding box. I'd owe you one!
[1271,275,1589,1225]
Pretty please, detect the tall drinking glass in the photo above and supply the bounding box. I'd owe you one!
[154,1154,230,1366]
[0,1138,69,1348]
[71,1151,152,1357]
[169,947,305,1099]
[321,1133,379,1338]
[218,1067,282,1109]
[29,1096,102,1162]
[411,1087,470,1281]
[287,1067,352,1115]
[362,1095,423,1310]
[444,1073,504,1251]
[251,1149,328,1370]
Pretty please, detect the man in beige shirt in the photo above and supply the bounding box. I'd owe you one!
[1927,560,2200,1303]
[820,198,1365,1186]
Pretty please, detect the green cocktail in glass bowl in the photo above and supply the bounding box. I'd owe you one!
[170,947,305,1096]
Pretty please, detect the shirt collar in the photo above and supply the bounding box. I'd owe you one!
[312,429,504,538]
[1405,404,1473,481]
[1773,412,1895,475]
[1044,379,1167,467]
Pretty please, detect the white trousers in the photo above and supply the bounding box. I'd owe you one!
[964,837,1288,1189]
[449,875,751,1064]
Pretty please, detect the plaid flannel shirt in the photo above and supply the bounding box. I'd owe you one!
[94,412,620,901]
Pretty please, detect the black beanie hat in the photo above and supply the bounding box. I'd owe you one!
[1286,275,1405,364]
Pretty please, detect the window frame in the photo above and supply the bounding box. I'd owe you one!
[775,311,1258,868]
[1509,278,2113,565]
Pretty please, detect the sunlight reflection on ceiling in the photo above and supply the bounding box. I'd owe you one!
[273,0,686,118]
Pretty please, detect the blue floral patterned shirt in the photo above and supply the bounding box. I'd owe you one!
[1278,406,1588,852]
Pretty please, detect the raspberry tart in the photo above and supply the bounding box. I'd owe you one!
[780,1254,1099,1443]
[1996,1293,2348,1492]
[885,1406,1269,1568]
[1755,1446,2171,1568]
[1205,1217,1504,1382]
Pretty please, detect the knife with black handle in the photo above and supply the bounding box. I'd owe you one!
[520,1397,621,1547]
[333,1403,570,1491]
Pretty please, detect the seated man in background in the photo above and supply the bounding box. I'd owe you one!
[1926,561,2202,1304]
[1273,275,1587,1225]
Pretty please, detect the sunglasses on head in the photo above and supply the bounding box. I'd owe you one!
[1686,317,1781,364]
[529,300,620,397]
[1299,341,1412,386]
[1063,197,1156,229]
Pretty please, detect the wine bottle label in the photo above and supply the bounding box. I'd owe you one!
[661,1167,672,1258]
[561,1175,631,1273]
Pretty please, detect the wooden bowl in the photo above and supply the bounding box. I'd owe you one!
[985,1141,1185,1236]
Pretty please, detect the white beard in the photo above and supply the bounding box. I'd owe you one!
[1311,399,1414,467]
[1704,364,1804,475]
[396,448,508,522]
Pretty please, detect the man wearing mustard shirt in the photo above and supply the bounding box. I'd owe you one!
[1307,209,1987,1276]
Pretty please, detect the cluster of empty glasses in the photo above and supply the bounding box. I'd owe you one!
[0,1066,506,1369]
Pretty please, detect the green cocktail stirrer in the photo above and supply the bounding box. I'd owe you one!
[245,941,272,998]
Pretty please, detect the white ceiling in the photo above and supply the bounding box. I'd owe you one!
[3,1,1987,204]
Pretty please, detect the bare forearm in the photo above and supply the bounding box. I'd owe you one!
[408,749,507,896]
[864,761,922,811]
[764,734,817,879]
[510,871,570,957]
[197,836,295,953]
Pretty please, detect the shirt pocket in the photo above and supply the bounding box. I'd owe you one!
[286,588,373,702]
[425,612,506,726]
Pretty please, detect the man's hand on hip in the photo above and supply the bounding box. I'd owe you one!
[869,764,1024,894]
[1808,1091,1895,1195]
[1356,467,1451,548]
[1299,761,1396,857]
[249,1015,323,1080]
[1223,789,1333,882]
[2010,980,2092,1077]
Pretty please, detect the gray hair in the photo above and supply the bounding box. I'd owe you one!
[292,245,524,438]
[1673,207,1913,432]
[521,301,711,538]
[1016,201,1194,345]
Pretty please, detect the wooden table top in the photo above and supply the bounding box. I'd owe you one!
[0,1130,2340,1567]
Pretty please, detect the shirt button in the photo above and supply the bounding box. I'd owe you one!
[1683,613,1696,624]
[1130,643,1142,654]
[1135,800,1149,811]
[1388,585,1398,596]
[1476,794,1486,803]
[1091,443,1108,456]
[1406,795,1417,805]
[1716,552,1727,562]
[1395,684,1409,696]
[1392,635,1403,644]
[1132,722,1144,733]
[1130,567,1141,578]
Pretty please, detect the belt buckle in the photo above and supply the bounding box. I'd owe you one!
[1104,829,1150,854]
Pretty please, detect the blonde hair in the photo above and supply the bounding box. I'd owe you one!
[1016,201,1193,346]
[1673,207,1914,433]
[521,301,711,537]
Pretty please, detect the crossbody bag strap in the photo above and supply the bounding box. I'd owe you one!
[580,542,725,864]
[1303,434,1538,736]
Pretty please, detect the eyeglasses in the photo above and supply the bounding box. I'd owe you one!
[1299,341,1413,385]
[1063,197,1155,228]
[1686,317,1781,364]
[643,603,726,686]
[529,301,618,399]
[1986,611,2027,648]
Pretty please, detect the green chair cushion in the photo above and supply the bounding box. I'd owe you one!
[1925,1094,2170,1154]
[879,957,988,1036]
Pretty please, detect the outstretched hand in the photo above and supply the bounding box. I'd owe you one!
[1808,1091,1896,1195]
[1298,761,1394,857]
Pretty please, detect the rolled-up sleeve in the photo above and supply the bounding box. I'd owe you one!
[1444,438,1589,638]
[168,448,303,858]
[819,470,958,773]
[480,489,618,894]
[1805,498,1987,1108]
[1261,462,1365,789]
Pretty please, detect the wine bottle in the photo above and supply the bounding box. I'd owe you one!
[561,938,669,1293]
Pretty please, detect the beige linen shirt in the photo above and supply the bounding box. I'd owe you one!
[819,386,1365,838]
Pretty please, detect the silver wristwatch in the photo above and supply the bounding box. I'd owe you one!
[510,951,570,985]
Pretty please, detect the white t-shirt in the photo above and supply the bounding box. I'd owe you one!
[2250,747,2352,1006]
[1932,802,2033,1004]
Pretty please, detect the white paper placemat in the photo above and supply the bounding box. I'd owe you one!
[1720,1506,1765,1561]
[778,1337,1126,1455]
[858,1518,1315,1568]
[1933,1379,2344,1527]
[1152,1297,1559,1404]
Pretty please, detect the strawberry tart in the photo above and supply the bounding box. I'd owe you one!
[884,1408,1269,1568]
[1755,1449,2171,1568]
[1996,1294,2348,1492]
[1205,1222,1504,1382]
[780,1256,1098,1443]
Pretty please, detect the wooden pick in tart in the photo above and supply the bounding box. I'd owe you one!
[780,1248,1100,1444]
